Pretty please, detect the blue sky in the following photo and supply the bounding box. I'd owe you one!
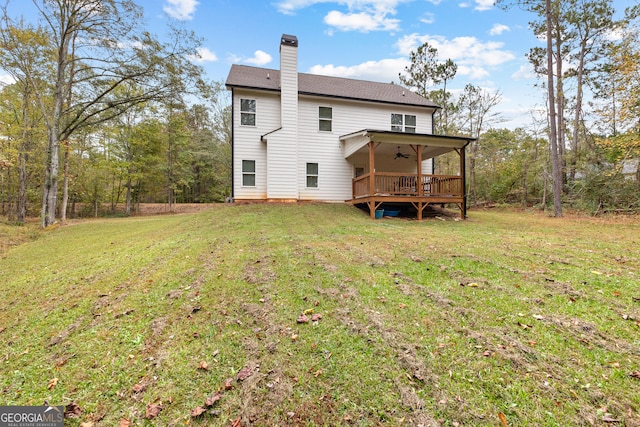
[143,0,554,128]
[3,0,631,130]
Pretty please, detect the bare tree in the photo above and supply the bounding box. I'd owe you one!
[0,0,203,227]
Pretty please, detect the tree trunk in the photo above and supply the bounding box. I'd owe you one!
[41,129,60,227]
[61,140,70,222]
[546,0,563,217]
[570,39,587,183]
[17,152,27,223]
[554,32,566,190]
[125,173,132,216]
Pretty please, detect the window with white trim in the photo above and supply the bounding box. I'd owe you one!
[391,113,403,131]
[319,106,332,131]
[242,160,256,186]
[391,113,417,133]
[240,99,256,126]
[405,115,416,133]
[306,163,318,188]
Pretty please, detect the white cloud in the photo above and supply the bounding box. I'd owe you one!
[324,10,400,32]
[275,0,406,15]
[420,12,435,24]
[163,0,199,21]
[187,47,218,63]
[0,74,15,86]
[474,0,493,11]
[396,33,515,79]
[489,24,510,36]
[511,64,536,80]
[309,57,409,83]
[275,0,405,32]
[245,50,273,66]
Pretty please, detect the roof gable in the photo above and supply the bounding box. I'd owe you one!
[226,64,439,109]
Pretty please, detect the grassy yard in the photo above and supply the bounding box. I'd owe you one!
[1,205,639,426]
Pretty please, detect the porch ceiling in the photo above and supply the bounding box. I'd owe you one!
[341,129,475,160]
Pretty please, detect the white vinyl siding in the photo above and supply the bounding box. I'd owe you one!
[232,87,434,202]
[232,90,280,199]
[297,96,433,201]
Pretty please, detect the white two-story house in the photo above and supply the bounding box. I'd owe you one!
[225,34,474,219]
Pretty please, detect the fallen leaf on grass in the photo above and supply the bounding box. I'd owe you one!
[630,371,640,379]
[304,308,314,315]
[114,309,134,318]
[132,382,146,394]
[145,403,162,419]
[297,314,309,323]
[47,378,59,390]
[498,412,507,426]
[231,416,242,427]
[205,392,222,406]
[236,367,252,381]
[65,403,82,418]
[311,313,323,322]
[198,361,209,371]
[118,419,131,427]
[517,322,531,330]
[314,369,323,377]
[79,422,94,427]
[591,270,603,275]
[602,414,620,423]
[0,327,5,334]
[224,378,233,390]
[533,314,545,320]
[191,406,206,417]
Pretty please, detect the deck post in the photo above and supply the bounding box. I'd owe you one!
[460,146,467,219]
[369,141,375,218]
[416,145,423,198]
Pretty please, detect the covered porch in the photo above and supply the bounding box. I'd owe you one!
[341,130,474,220]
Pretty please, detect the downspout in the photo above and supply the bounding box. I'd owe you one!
[230,89,235,201]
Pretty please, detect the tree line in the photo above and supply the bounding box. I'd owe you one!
[399,0,640,216]
[0,0,231,226]
[2,0,639,227]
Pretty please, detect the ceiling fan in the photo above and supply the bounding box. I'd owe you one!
[394,146,410,159]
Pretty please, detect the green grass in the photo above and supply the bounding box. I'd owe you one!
[1,205,639,426]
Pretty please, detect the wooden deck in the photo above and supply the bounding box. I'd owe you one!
[349,172,465,220]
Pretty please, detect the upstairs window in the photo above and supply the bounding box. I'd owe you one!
[391,113,403,131]
[306,163,318,188]
[391,113,417,133]
[319,107,332,132]
[405,115,416,133]
[240,99,256,126]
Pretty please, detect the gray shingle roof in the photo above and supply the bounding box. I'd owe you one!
[226,64,439,109]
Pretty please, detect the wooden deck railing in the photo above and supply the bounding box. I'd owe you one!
[352,173,463,199]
